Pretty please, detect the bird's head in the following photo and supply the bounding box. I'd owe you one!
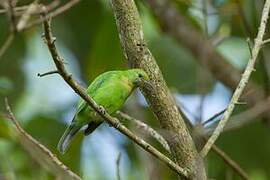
[127,69,150,88]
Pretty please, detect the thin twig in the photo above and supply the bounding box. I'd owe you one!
[4,98,81,180]
[211,144,249,180]
[7,0,17,33]
[116,152,122,180]
[223,96,270,132]
[0,0,77,61]
[37,70,59,77]
[41,15,188,178]
[5,98,22,130]
[203,97,270,134]
[246,38,253,56]
[0,0,16,61]
[0,5,25,14]
[263,38,270,44]
[117,111,249,179]
[202,108,226,126]
[202,0,208,37]
[145,0,270,128]
[0,0,60,15]
[16,0,39,31]
[116,111,171,152]
[200,0,270,157]
[21,0,80,31]
[235,0,253,37]
[0,34,14,60]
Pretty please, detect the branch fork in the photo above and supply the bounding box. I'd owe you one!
[41,12,189,178]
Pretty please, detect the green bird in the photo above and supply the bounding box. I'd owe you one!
[58,69,149,154]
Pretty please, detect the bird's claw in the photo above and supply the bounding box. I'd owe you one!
[116,122,120,129]
[98,106,106,115]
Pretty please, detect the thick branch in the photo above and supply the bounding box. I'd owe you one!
[145,0,270,131]
[42,16,188,177]
[117,111,249,180]
[110,0,206,179]
[200,0,270,157]
[146,0,242,89]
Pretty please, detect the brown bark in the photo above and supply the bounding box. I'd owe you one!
[111,0,206,179]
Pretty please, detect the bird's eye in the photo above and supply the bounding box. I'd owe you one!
[138,74,143,78]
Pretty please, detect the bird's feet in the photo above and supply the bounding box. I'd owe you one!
[98,106,106,115]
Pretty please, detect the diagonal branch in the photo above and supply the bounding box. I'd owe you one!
[22,0,81,31]
[200,0,270,157]
[4,98,81,180]
[117,111,249,180]
[210,144,249,180]
[116,111,171,152]
[110,0,206,179]
[0,34,14,60]
[204,97,270,135]
[0,0,60,15]
[41,14,188,178]
[145,0,270,133]
[16,0,39,32]
[0,0,80,61]
[37,70,59,77]
[146,2,268,105]
[146,0,244,90]
[0,0,17,60]
[223,96,270,132]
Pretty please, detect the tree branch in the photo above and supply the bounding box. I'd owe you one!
[146,0,243,90]
[210,144,249,180]
[0,0,17,60]
[110,0,206,179]
[37,70,59,77]
[22,0,81,31]
[0,0,60,15]
[223,97,270,132]
[200,0,270,157]
[117,111,249,180]
[203,97,270,135]
[7,0,17,33]
[4,98,81,180]
[41,14,188,178]
[116,111,170,152]
[0,34,14,60]
[16,0,39,32]
[0,0,79,61]
[145,0,270,127]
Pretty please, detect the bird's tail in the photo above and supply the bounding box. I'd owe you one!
[57,122,81,154]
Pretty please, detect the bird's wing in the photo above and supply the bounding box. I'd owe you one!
[76,72,115,114]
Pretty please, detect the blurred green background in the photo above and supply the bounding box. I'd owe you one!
[0,0,270,179]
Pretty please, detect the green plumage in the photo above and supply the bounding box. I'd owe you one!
[58,69,149,154]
